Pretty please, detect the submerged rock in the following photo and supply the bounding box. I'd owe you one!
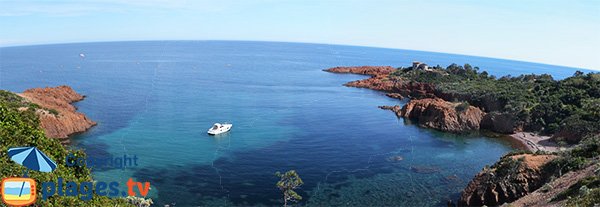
[387,155,404,162]
[410,165,441,174]
[444,174,461,183]
[19,85,96,141]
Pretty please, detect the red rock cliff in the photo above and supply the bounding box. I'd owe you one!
[459,154,557,206]
[19,86,96,141]
[324,66,437,98]
[324,66,397,76]
[399,98,485,133]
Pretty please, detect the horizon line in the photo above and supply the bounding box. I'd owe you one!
[1,39,597,72]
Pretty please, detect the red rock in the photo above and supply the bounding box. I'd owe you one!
[325,66,437,98]
[324,66,396,76]
[378,105,402,117]
[386,93,404,100]
[19,86,96,140]
[459,154,557,206]
[400,98,485,133]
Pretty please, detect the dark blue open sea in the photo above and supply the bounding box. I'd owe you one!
[0,41,593,206]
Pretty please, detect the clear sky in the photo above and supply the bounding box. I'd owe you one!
[1,0,599,70]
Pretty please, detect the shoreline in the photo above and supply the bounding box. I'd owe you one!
[326,66,566,153]
[509,131,562,153]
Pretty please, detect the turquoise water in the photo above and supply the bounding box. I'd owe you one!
[0,41,592,206]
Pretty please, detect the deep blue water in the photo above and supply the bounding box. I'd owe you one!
[0,41,593,206]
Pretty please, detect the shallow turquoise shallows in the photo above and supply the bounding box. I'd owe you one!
[0,41,591,206]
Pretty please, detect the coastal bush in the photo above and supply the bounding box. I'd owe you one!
[570,136,600,158]
[544,137,600,178]
[275,170,303,207]
[565,188,600,207]
[0,90,29,109]
[126,196,154,207]
[0,92,133,206]
[490,155,524,178]
[552,176,600,203]
[545,154,587,177]
[48,108,59,116]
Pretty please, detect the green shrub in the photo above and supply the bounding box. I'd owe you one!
[553,176,600,203]
[565,187,600,207]
[48,108,59,116]
[570,136,600,158]
[0,93,133,206]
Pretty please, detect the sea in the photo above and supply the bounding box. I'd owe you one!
[0,41,593,206]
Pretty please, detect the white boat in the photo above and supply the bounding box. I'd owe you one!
[207,123,232,135]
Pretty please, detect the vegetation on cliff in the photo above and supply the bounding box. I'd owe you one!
[460,135,600,206]
[19,86,97,141]
[390,64,600,143]
[327,64,600,206]
[458,153,558,206]
[548,136,600,206]
[0,90,133,206]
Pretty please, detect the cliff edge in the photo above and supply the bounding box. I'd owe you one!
[399,98,485,133]
[19,85,96,142]
[459,154,558,206]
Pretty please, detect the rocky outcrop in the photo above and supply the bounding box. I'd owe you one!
[325,66,399,92]
[398,98,485,133]
[324,66,437,99]
[378,105,402,116]
[459,154,558,206]
[324,66,397,76]
[385,93,404,99]
[19,86,96,141]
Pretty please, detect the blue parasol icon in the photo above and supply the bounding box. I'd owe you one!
[8,146,57,173]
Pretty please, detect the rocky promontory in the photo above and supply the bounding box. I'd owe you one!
[325,66,437,99]
[380,98,486,133]
[459,154,558,206]
[326,63,600,206]
[326,65,528,134]
[19,85,96,142]
[399,98,485,133]
[327,66,488,133]
[324,66,397,76]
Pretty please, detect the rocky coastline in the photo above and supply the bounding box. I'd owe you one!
[458,154,558,206]
[326,65,599,206]
[326,66,551,149]
[325,66,437,99]
[18,85,96,144]
[326,66,511,133]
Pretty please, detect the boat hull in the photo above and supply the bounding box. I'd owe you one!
[207,124,232,135]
